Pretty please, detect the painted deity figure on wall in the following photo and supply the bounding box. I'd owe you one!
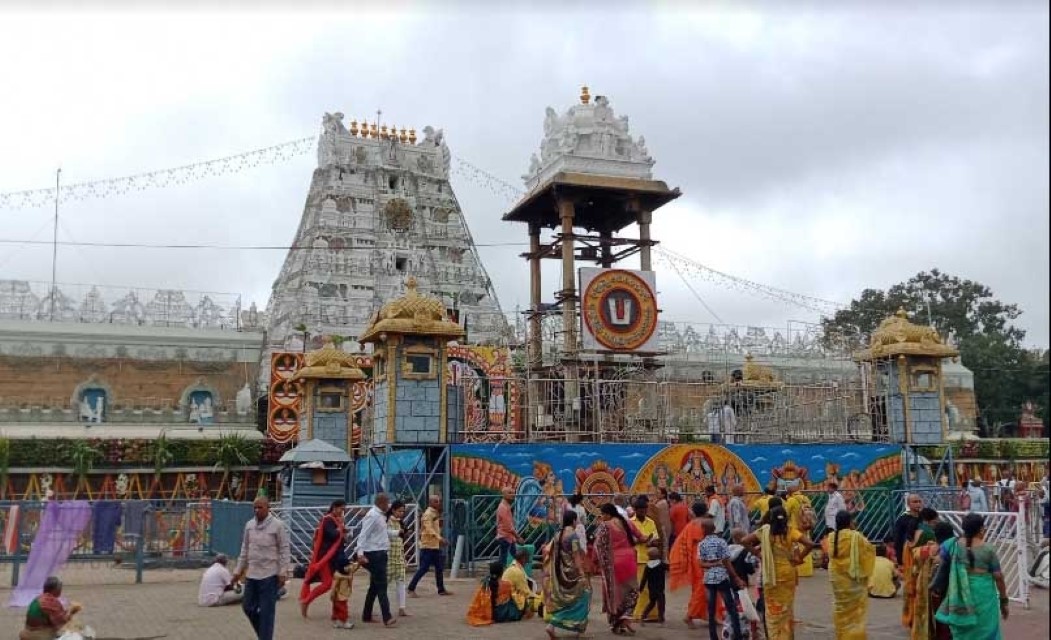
[488,381,506,428]
[675,449,715,496]
[652,463,673,493]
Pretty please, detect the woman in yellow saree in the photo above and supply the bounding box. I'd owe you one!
[827,510,876,640]
[741,505,816,640]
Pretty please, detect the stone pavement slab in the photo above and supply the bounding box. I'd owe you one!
[0,564,1045,639]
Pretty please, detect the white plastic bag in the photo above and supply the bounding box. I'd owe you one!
[737,588,760,623]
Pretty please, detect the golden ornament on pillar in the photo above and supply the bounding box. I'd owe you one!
[380,124,389,139]
[370,122,378,138]
[349,120,359,136]
[408,128,417,144]
[399,128,408,143]
[580,86,591,105]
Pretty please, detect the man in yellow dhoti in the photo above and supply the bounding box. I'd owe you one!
[630,497,661,622]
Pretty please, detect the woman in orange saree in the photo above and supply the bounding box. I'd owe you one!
[669,501,723,629]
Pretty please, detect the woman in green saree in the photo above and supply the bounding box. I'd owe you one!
[542,510,592,639]
[935,513,1010,640]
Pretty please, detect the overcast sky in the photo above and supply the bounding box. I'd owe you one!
[0,2,1047,346]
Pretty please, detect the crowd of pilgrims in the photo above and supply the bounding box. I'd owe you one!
[467,485,1012,640]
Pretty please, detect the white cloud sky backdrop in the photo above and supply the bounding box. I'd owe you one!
[0,3,1047,345]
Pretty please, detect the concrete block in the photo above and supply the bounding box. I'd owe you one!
[396,400,412,416]
[426,386,441,403]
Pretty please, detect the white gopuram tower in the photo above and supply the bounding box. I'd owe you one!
[263,113,508,368]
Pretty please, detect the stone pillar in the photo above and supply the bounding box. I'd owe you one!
[528,223,542,367]
[558,197,580,442]
[638,208,653,271]
[559,198,577,354]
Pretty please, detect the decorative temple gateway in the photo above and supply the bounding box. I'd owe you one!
[262,111,509,380]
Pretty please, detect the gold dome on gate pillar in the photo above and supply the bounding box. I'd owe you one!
[853,308,960,361]
[292,340,367,380]
[360,277,465,343]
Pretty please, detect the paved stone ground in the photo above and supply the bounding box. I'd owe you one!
[0,563,1046,639]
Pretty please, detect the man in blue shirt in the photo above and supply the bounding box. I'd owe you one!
[698,519,745,640]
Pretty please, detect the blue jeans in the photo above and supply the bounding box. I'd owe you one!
[706,580,742,640]
[242,575,279,640]
[408,548,446,593]
[497,539,516,566]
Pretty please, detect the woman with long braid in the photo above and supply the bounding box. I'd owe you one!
[826,510,875,639]
[935,513,1009,639]
[740,506,818,640]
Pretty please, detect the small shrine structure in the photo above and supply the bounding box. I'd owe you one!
[290,340,367,452]
[359,277,464,504]
[854,308,959,444]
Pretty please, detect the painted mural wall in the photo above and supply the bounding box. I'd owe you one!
[451,443,903,518]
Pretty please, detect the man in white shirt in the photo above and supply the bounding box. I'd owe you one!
[720,402,737,445]
[994,469,1016,511]
[705,485,726,536]
[354,493,397,627]
[198,554,241,607]
[825,482,848,532]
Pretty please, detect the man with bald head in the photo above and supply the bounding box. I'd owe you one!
[495,486,523,566]
[893,493,923,568]
[234,495,290,640]
[408,495,453,597]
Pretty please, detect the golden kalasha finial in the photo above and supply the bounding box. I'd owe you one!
[408,128,417,144]
[380,124,389,139]
[580,85,591,105]
[399,127,408,143]
[369,122,378,138]
[349,120,359,136]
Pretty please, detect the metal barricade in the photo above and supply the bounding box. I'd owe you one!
[939,506,1029,607]
[271,503,419,570]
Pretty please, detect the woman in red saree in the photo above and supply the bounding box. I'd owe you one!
[300,500,348,616]
[595,502,642,635]
[669,501,724,629]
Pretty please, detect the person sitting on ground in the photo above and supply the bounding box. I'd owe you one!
[867,544,902,598]
[198,553,242,607]
[466,561,530,626]
[502,548,541,618]
[20,576,82,640]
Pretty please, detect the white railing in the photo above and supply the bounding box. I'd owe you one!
[939,502,1031,607]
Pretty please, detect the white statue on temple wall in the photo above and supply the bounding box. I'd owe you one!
[236,383,252,416]
[200,396,214,422]
[189,400,200,423]
[79,393,105,423]
[322,112,348,136]
[526,153,541,178]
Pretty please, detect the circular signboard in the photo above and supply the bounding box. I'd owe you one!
[581,269,658,351]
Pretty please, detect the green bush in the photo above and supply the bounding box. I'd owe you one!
[8,437,261,469]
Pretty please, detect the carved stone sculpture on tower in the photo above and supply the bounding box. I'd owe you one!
[526,92,656,186]
[263,110,509,382]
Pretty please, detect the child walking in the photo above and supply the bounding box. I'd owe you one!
[639,547,668,625]
[331,561,360,629]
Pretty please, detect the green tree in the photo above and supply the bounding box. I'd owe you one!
[822,270,1046,434]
